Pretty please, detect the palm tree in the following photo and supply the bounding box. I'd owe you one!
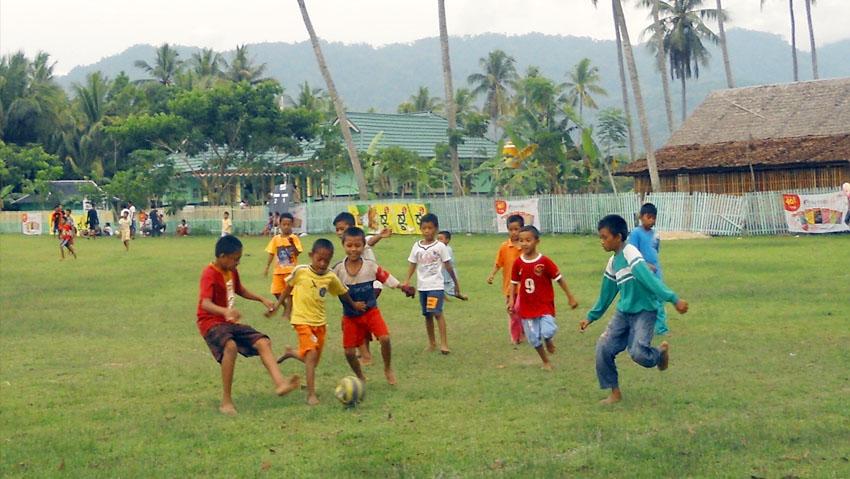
[224,45,268,84]
[467,49,518,139]
[563,58,607,120]
[0,51,67,148]
[133,43,182,85]
[715,0,734,87]
[613,0,661,191]
[398,86,442,113]
[295,0,368,200]
[190,48,223,78]
[611,3,637,161]
[639,0,676,133]
[762,0,799,81]
[437,0,463,196]
[803,0,818,79]
[652,0,720,122]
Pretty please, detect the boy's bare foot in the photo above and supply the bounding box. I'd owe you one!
[658,341,670,371]
[384,369,396,385]
[219,403,238,415]
[276,375,300,396]
[360,355,373,366]
[545,340,556,354]
[440,348,451,355]
[424,344,437,353]
[306,395,320,406]
[541,362,554,371]
[600,389,622,405]
[276,346,297,364]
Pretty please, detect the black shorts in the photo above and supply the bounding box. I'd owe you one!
[203,323,269,363]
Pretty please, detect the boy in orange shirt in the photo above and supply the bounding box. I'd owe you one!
[263,212,303,308]
[487,214,525,345]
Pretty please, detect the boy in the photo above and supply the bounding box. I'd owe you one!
[196,235,300,415]
[269,239,366,405]
[438,231,468,300]
[177,219,189,236]
[58,216,77,260]
[103,222,113,236]
[509,226,578,370]
[221,211,232,237]
[580,215,689,405]
[333,227,414,385]
[263,212,303,305]
[332,211,392,364]
[118,210,131,251]
[51,204,63,236]
[403,213,462,354]
[487,214,525,345]
[627,203,668,336]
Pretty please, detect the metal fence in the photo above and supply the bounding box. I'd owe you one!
[2,188,840,237]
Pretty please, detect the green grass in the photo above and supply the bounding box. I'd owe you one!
[1,233,849,478]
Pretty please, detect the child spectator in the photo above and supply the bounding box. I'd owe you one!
[262,213,275,236]
[403,213,462,354]
[627,203,668,336]
[580,215,688,405]
[438,230,467,299]
[86,204,99,240]
[197,235,300,415]
[488,215,525,345]
[263,213,303,305]
[118,210,131,252]
[103,222,113,236]
[221,211,232,237]
[509,226,578,370]
[268,239,366,405]
[177,219,190,237]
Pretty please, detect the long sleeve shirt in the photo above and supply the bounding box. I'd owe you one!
[586,244,679,322]
[627,226,662,279]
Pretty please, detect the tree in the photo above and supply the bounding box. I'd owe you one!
[190,48,224,78]
[134,43,183,85]
[64,71,113,178]
[600,0,637,162]
[596,108,629,193]
[467,49,518,139]
[296,0,369,200]
[651,0,720,122]
[639,0,676,132]
[803,0,818,79]
[224,45,268,84]
[437,0,464,196]
[613,0,660,191]
[563,58,608,120]
[0,140,63,199]
[398,86,442,113]
[715,0,734,87]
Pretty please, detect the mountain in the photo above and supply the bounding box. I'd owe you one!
[57,29,850,150]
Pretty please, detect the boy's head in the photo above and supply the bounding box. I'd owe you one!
[214,235,243,271]
[419,213,439,241]
[518,225,540,254]
[309,238,335,273]
[121,210,128,218]
[181,219,186,225]
[639,203,657,230]
[105,222,111,227]
[597,214,629,252]
[279,212,295,235]
[341,226,366,260]
[223,211,230,218]
[437,230,452,245]
[506,214,524,241]
[333,212,356,238]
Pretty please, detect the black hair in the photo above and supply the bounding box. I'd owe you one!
[181,219,186,223]
[333,212,356,227]
[438,230,452,240]
[215,235,243,257]
[639,202,658,217]
[105,222,111,226]
[519,225,540,239]
[598,214,629,242]
[223,211,230,216]
[506,214,525,227]
[341,226,366,243]
[280,212,294,221]
[420,213,439,228]
[312,238,334,253]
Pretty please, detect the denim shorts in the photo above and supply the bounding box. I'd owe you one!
[419,290,445,316]
[521,315,558,348]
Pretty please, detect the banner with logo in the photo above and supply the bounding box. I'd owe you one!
[21,212,43,235]
[782,192,850,233]
[346,203,428,235]
[290,203,308,234]
[494,198,541,233]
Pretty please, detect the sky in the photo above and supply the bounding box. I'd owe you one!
[1,0,848,75]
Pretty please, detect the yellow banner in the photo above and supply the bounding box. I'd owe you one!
[347,203,428,235]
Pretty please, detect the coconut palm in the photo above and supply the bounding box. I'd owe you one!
[0,51,68,148]
[563,58,607,120]
[224,45,268,84]
[715,0,734,87]
[133,43,183,85]
[467,49,518,138]
[803,0,818,79]
[639,0,676,132]
[398,86,443,113]
[437,0,463,195]
[190,48,224,78]
[296,0,368,200]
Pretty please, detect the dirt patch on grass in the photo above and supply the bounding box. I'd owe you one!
[659,231,712,241]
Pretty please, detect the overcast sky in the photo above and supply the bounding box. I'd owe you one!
[2,0,847,75]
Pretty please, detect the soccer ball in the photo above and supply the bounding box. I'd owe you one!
[335,376,365,407]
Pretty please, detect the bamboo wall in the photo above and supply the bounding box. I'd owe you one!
[633,164,850,195]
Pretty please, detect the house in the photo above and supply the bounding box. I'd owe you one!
[617,78,850,194]
[9,180,106,211]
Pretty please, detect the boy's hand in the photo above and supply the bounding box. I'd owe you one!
[261,297,276,312]
[264,305,279,318]
[400,284,416,298]
[353,301,367,312]
[378,228,392,239]
[263,266,269,277]
[675,299,689,314]
[225,308,241,323]
[486,274,494,285]
[579,319,590,331]
[568,296,579,310]
[455,292,469,301]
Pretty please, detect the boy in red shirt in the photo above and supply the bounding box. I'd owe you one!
[58,216,77,260]
[197,235,300,415]
[509,226,578,370]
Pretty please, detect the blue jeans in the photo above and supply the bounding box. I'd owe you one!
[595,310,661,389]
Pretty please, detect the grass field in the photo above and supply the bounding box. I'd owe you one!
[1,232,849,478]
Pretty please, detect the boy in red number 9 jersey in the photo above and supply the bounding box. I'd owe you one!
[509,225,578,370]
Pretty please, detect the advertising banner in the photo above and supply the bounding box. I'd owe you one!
[346,203,428,235]
[21,212,43,235]
[783,192,850,233]
[494,198,541,233]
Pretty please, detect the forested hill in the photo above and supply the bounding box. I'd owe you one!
[58,29,850,149]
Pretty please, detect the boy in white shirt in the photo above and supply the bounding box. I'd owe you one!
[403,214,462,354]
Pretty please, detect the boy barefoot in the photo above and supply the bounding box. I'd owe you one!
[509,226,578,370]
[263,212,303,314]
[580,215,688,404]
[269,239,366,405]
[333,227,413,385]
[487,214,525,345]
[402,213,462,355]
[196,235,300,415]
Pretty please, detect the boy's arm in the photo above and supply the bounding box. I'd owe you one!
[265,283,293,316]
[237,281,276,311]
[263,253,274,276]
[556,276,579,309]
[630,260,687,313]
[443,261,463,297]
[376,266,400,288]
[367,228,392,246]
[487,263,501,284]
[508,281,517,312]
[581,276,619,330]
[402,262,417,286]
[339,292,367,312]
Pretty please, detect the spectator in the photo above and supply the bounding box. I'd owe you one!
[150,208,161,237]
[128,201,137,238]
[239,199,248,209]
[177,219,190,237]
[103,222,113,236]
[86,204,99,240]
[262,213,274,236]
[138,210,149,236]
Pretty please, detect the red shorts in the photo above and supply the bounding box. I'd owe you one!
[341,308,389,349]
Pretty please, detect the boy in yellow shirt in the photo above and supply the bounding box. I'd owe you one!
[263,212,303,303]
[268,238,366,405]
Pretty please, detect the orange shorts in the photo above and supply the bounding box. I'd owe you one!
[341,308,389,349]
[293,324,326,358]
[270,274,288,295]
